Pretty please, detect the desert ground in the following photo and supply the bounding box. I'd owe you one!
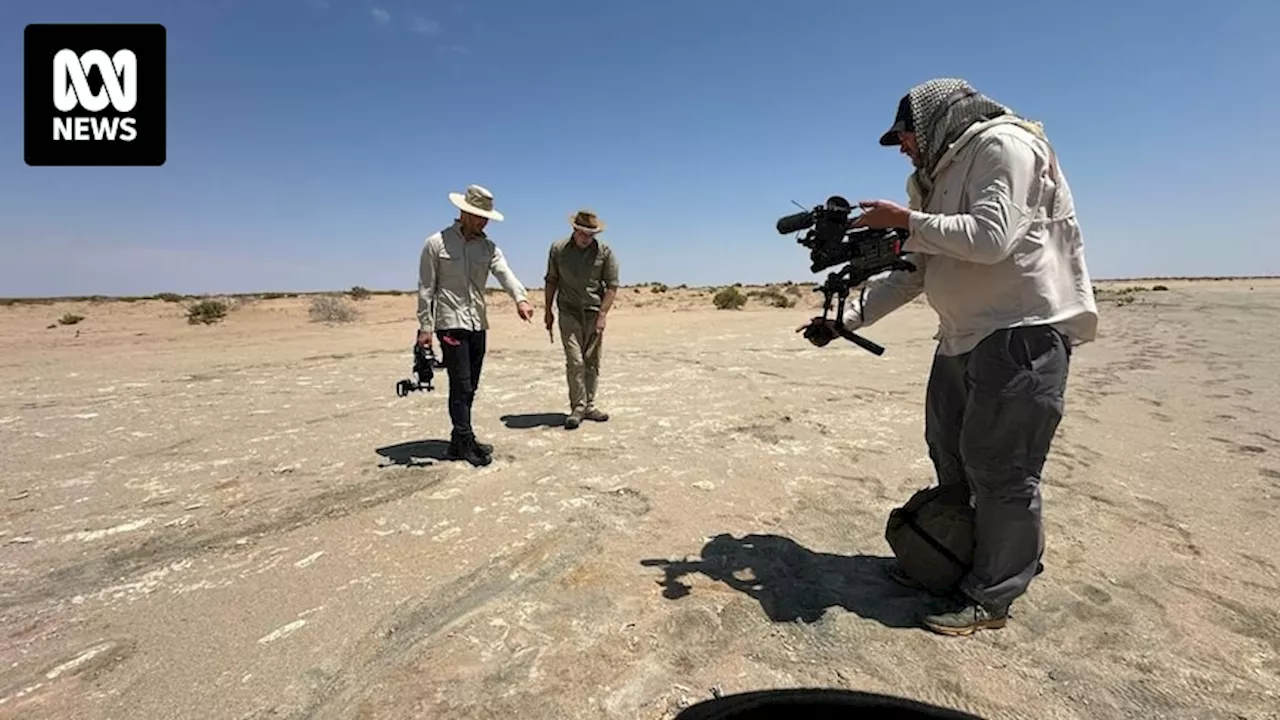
[1,278,1278,720]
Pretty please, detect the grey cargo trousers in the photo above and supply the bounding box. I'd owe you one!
[925,324,1071,610]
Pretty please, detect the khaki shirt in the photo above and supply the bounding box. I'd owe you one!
[418,221,528,332]
[544,236,619,313]
[845,117,1098,356]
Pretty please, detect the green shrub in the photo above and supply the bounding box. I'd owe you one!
[713,286,747,310]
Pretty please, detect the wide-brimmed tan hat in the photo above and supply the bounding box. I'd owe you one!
[569,209,605,234]
[449,184,504,221]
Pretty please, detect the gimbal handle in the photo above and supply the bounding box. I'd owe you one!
[839,327,886,356]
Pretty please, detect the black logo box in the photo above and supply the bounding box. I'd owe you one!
[24,23,167,167]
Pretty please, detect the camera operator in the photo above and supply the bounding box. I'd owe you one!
[801,78,1098,636]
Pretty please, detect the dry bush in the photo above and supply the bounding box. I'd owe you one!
[650,283,668,293]
[759,287,796,308]
[58,312,84,325]
[186,299,229,325]
[309,294,360,323]
[713,286,747,310]
[347,285,372,301]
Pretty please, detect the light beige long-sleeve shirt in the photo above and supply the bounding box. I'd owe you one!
[417,221,529,333]
[845,117,1098,357]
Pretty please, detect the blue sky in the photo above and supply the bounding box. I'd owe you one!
[1,0,1277,297]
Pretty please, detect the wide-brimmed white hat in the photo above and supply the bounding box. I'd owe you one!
[448,184,504,221]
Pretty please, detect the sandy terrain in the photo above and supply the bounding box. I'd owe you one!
[1,279,1278,720]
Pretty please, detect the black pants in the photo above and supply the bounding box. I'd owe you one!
[924,325,1071,610]
[437,329,486,439]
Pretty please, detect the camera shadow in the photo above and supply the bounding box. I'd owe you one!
[640,533,924,629]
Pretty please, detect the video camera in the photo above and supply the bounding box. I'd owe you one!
[776,195,917,355]
[395,340,446,397]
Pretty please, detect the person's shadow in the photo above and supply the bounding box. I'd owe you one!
[374,439,452,467]
[500,413,567,429]
[640,533,926,628]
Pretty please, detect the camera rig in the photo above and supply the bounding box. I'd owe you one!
[776,195,917,355]
[395,340,446,396]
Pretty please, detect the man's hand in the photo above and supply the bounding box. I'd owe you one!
[544,308,555,343]
[595,312,607,334]
[851,199,911,230]
[416,329,433,348]
[517,300,534,322]
[796,317,840,347]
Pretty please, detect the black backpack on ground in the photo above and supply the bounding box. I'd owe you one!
[884,481,975,594]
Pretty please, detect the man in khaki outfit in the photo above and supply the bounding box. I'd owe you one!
[543,210,620,429]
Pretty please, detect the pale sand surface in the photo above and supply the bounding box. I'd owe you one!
[1,279,1278,719]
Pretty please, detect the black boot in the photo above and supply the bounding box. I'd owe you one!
[473,438,493,458]
[448,431,491,467]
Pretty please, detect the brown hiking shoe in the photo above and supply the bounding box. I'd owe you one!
[583,407,609,422]
[564,410,583,430]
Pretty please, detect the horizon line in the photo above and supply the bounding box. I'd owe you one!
[1,274,1276,303]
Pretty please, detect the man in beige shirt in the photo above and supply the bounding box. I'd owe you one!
[418,184,534,466]
[801,78,1097,636]
[543,210,620,429]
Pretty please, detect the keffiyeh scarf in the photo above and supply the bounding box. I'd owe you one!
[901,78,1012,201]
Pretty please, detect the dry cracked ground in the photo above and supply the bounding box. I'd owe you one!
[1,280,1278,720]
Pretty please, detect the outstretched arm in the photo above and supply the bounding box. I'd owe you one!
[489,245,529,305]
[842,255,927,333]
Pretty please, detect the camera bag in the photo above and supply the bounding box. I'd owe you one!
[884,481,975,594]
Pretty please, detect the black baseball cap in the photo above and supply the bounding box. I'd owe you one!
[879,94,914,146]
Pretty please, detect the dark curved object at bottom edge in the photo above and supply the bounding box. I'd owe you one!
[674,688,985,719]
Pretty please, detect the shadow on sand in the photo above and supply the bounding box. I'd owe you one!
[640,533,927,629]
[500,413,567,429]
[374,439,452,467]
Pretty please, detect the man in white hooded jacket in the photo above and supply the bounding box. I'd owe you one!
[801,78,1098,636]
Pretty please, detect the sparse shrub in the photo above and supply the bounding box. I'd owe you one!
[713,286,747,310]
[651,283,668,294]
[186,299,229,325]
[761,287,795,308]
[348,285,372,301]
[1152,284,1169,291]
[786,285,804,297]
[634,288,642,294]
[309,294,360,323]
[259,292,286,300]
[1115,294,1135,306]
[58,312,84,325]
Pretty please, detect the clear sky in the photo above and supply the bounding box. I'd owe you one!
[2,0,1277,297]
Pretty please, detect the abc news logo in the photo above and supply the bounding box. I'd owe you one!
[53,48,139,142]
[24,23,166,167]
